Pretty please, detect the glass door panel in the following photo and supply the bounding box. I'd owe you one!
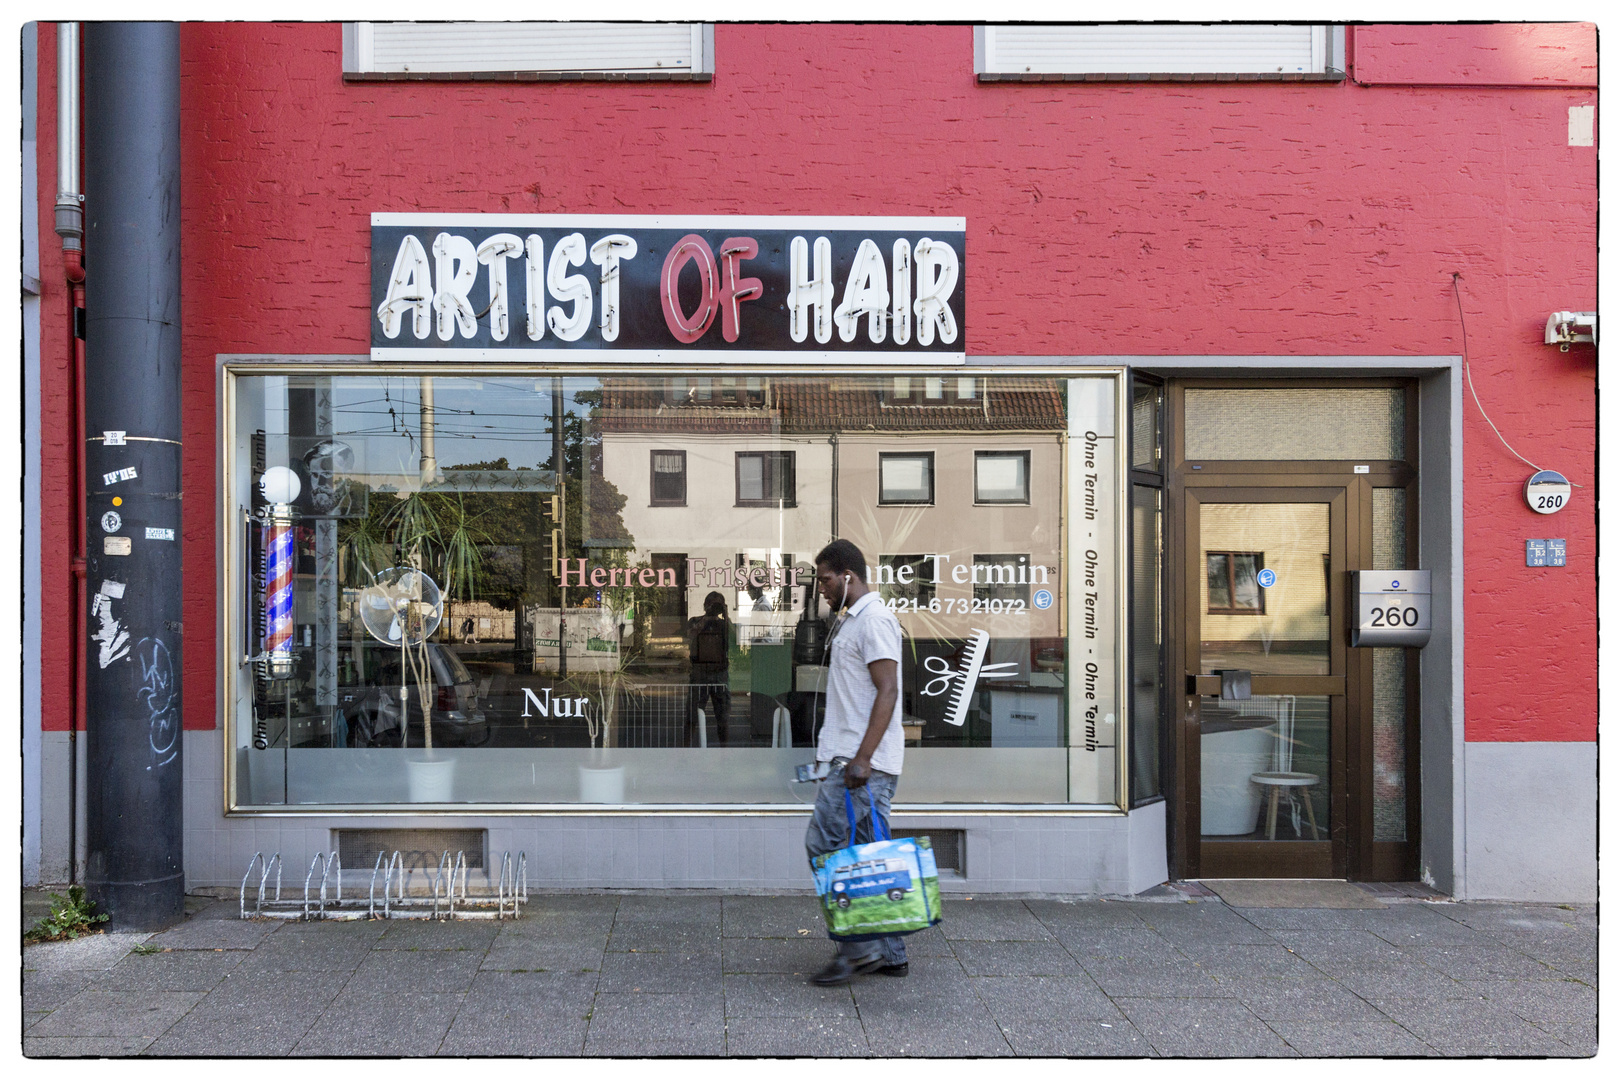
[1199,503,1329,676]
[1188,489,1344,879]
[1199,694,1330,841]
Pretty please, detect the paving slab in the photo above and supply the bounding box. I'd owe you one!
[1265,1020,1438,1057]
[585,990,725,1046]
[1177,942,1322,978]
[1082,956,1231,999]
[1132,903,1277,945]
[1533,1021,1598,1057]
[26,990,206,1039]
[1056,927,1183,961]
[481,937,607,973]
[344,945,488,993]
[372,919,501,951]
[968,974,1123,1020]
[292,990,465,1056]
[1024,898,1151,931]
[21,968,94,1015]
[142,917,279,951]
[997,1016,1156,1056]
[25,1035,157,1057]
[1317,964,1480,1001]
[720,894,826,939]
[1461,977,1598,1026]
[599,948,722,992]
[611,895,722,923]
[1363,995,1579,1055]
[1117,997,1299,1057]
[1221,976,1388,1022]
[951,939,1086,976]
[145,1014,322,1057]
[722,936,835,974]
[723,1015,873,1056]
[1266,929,1409,965]
[96,948,248,992]
[23,931,151,973]
[862,1014,1015,1057]
[938,899,1055,941]
[1405,943,1565,981]
[606,921,722,953]
[723,972,859,1018]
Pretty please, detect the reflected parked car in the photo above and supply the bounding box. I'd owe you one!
[338,643,489,747]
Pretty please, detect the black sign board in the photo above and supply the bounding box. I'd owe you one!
[371,215,965,361]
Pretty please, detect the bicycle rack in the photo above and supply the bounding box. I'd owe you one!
[239,849,528,920]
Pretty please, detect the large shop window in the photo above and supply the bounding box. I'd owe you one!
[227,372,1123,809]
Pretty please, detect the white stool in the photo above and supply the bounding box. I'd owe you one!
[1250,771,1320,840]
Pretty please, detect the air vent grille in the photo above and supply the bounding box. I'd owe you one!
[892,828,964,873]
[336,828,486,872]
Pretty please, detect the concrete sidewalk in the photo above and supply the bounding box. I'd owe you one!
[21,886,1596,1058]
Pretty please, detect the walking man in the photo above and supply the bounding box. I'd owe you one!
[806,539,908,985]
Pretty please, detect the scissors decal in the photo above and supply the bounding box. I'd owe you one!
[920,636,1018,698]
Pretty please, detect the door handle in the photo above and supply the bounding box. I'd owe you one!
[1187,674,1347,696]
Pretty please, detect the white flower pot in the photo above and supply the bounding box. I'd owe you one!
[406,757,456,803]
[578,764,625,804]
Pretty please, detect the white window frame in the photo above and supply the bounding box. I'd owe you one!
[344,22,714,82]
[975,24,1345,82]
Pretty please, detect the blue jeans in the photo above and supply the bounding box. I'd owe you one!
[804,759,907,967]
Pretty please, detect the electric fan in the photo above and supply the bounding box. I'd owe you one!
[358,567,445,748]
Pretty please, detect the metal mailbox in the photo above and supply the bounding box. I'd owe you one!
[1349,570,1431,648]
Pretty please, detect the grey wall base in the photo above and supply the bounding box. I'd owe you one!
[32,731,86,886]
[183,730,1171,896]
[1462,740,1595,902]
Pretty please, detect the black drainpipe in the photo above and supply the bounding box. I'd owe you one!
[82,21,185,930]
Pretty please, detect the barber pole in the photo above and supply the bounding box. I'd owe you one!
[262,516,296,679]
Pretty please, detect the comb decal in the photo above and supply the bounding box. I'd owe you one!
[920,629,1018,726]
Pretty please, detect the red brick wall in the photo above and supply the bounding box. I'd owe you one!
[38,22,1597,741]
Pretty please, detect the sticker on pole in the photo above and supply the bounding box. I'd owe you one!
[1256,568,1277,588]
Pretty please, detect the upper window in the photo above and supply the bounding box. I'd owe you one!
[651,450,686,506]
[1207,552,1265,615]
[975,24,1344,81]
[885,375,976,405]
[975,451,1030,504]
[736,452,796,507]
[878,452,934,505]
[344,22,713,81]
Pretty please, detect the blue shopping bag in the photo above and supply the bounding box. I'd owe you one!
[812,787,943,941]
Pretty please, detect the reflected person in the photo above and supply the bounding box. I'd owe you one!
[686,591,732,746]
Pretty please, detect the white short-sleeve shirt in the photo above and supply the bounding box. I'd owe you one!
[816,590,905,775]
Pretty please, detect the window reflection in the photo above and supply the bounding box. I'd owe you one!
[233,373,1094,806]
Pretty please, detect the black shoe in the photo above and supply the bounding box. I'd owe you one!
[809,954,885,986]
[872,962,908,977]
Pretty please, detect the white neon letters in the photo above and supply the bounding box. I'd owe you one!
[546,232,592,342]
[375,230,960,350]
[890,238,913,346]
[788,235,834,344]
[912,238,959,347]
[834,238,890,344]
[475,233,522,342]
[431,232,479,341]
[589,234,637,343]
[377,234,433,340]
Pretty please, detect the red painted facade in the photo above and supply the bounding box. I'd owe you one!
[33,23,1597,742]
